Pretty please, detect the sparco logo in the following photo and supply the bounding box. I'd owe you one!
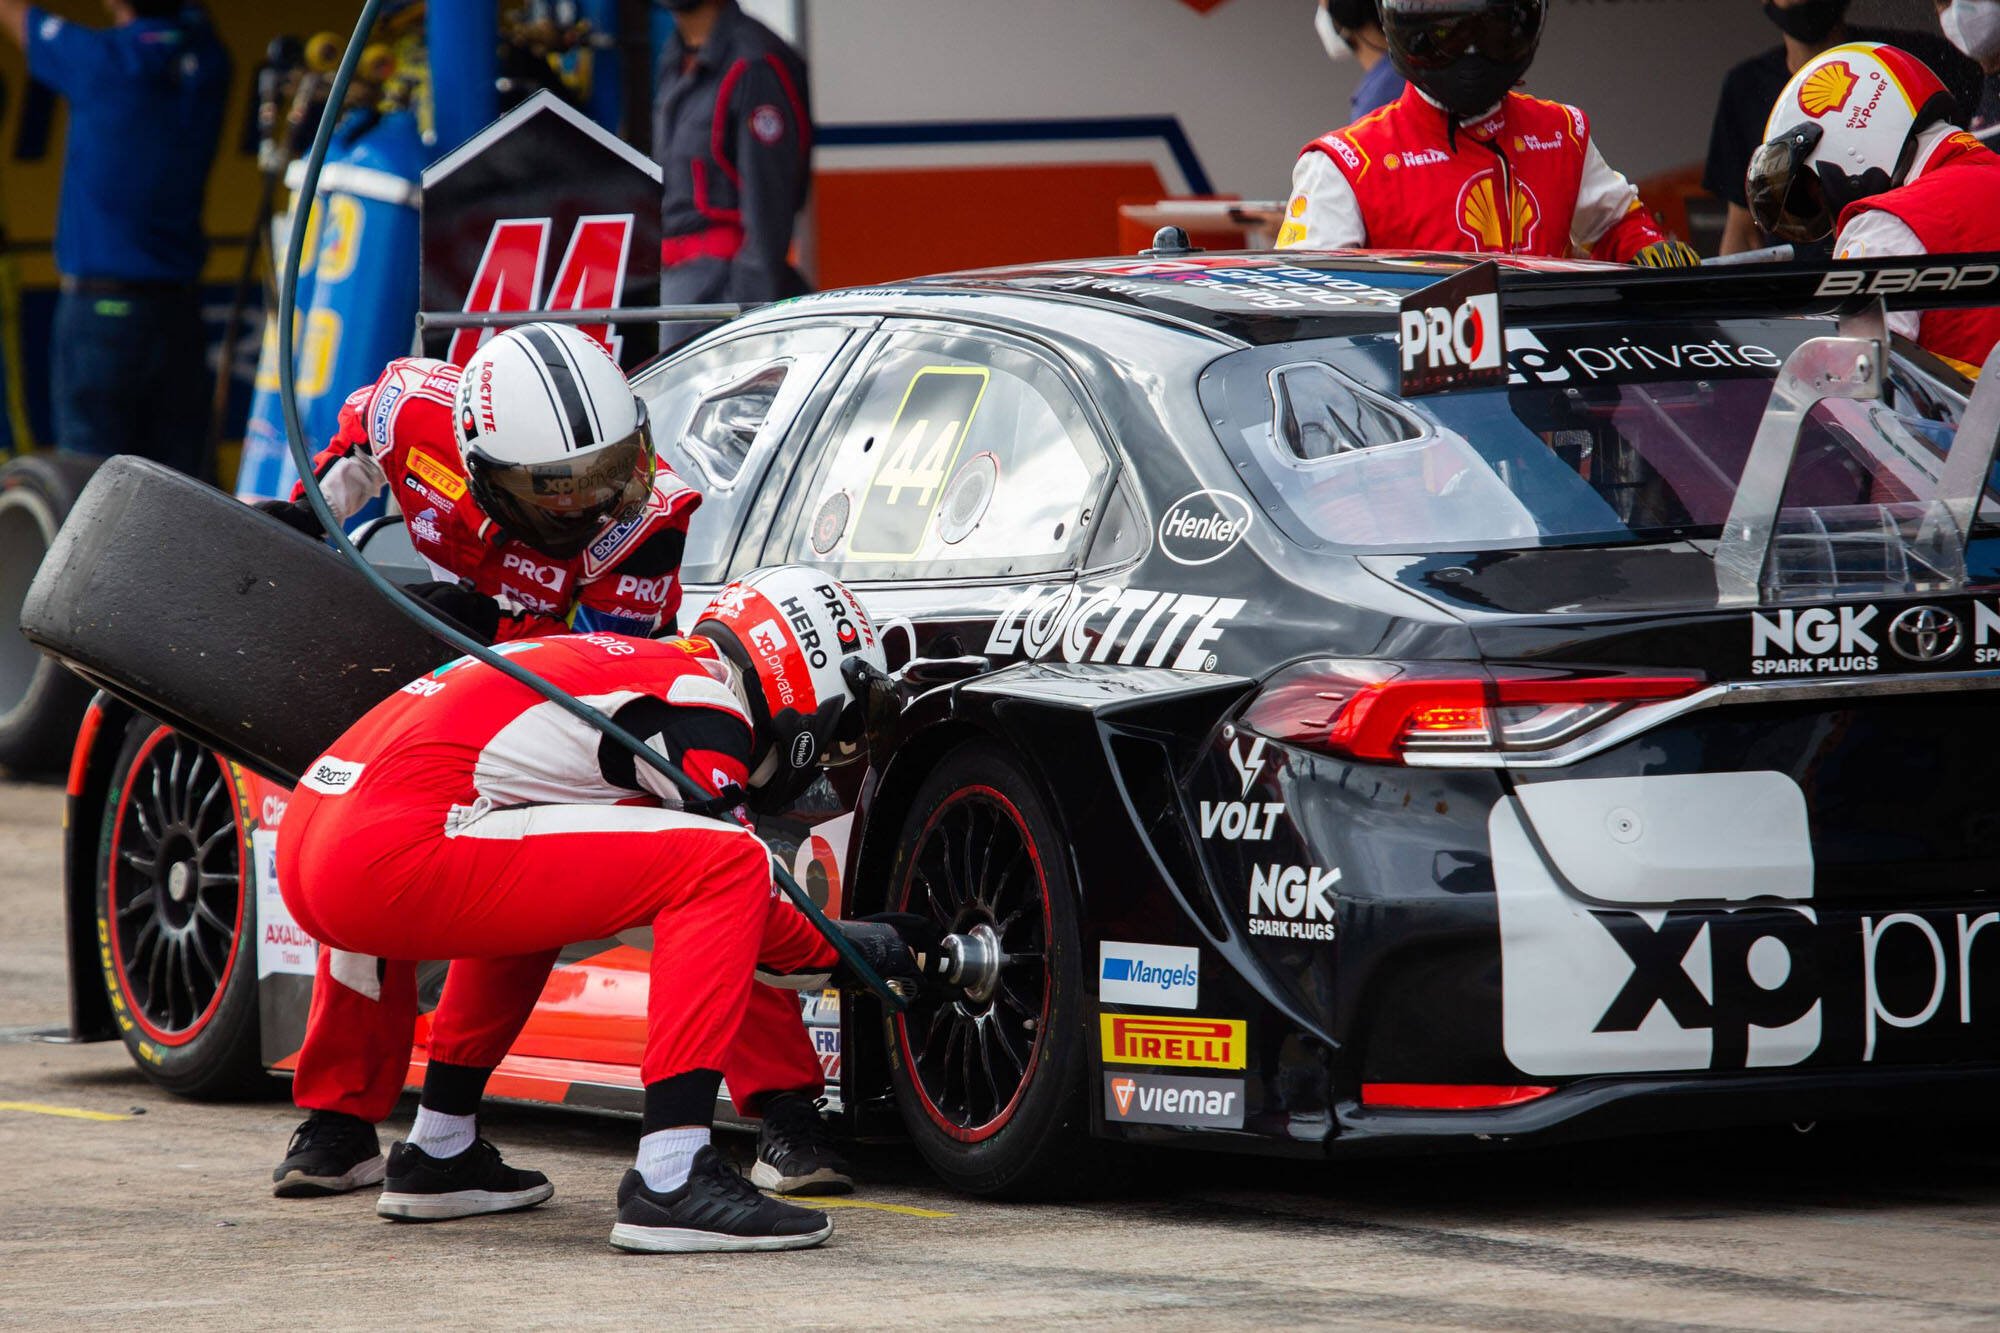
[1888,605,1961,663]
[1157,490,1253,566]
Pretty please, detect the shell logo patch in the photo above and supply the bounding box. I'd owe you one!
[1800,60,1858,118]
[1457,174,1541,252]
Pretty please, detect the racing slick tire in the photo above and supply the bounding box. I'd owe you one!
[883,742,1095,1198]
[18,456,457,786]
[94,716,268,1099]
[0,451,103,775]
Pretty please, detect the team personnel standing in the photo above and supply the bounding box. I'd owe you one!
[0,0,227,473]
[652,0,812,319]
[1748,43,2000,372]
[1704,0,1976,254]
[1935,0,2000,142]
[274,576,932,1252]
[1316,0,1405,121]
[264,324,853,1204]
[1277,0,1697,266]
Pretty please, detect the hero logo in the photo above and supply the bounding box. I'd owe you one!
[780,595,836,669]
[615,574,672,604]
[1247,865,1338,941]
[1200,736,1284,843]
[503,552,564,591]
[1157,490,1253,566]
[986,584,1244,672]
[448,215,634,365]
[1749,605,1880,676]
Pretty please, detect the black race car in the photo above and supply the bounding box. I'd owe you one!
[38,247,2000,1198]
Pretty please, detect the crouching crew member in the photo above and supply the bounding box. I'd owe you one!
[263,325,852,1204]
[275,570,932,1252]
[1749,42,2000,373]
[1278,0,1698,266]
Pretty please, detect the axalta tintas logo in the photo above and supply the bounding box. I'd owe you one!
[1099,941,1199,1010]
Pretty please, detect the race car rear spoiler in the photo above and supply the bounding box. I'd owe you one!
[1496,250,2000,323]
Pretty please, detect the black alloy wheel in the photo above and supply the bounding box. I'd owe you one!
[96,719,266,1098]
[885,743,1092,1197]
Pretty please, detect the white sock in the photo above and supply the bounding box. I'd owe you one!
[408,1106,476,1160]
[637,1126,709,1193]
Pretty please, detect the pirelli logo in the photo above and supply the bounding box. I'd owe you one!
[1099,1014,1246,1070]
[406,448,468,501]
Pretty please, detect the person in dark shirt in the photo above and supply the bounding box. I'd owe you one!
[1316,0,1405,121]
[651,0,811,326]
[0,1,228,474]
[1704,0,1979,254]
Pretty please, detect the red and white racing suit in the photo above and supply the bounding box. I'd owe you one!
[288,360,826,1121]
[1276,84,1669,261]
[279,635,839,1118]
[298,356,700,640]
[1835,124,2000,376]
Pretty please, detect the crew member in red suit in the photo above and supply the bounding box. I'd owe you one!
[262,324,849,1204]
[1278,0,1699,266]
[274,569,932,1252]
[1749,42,2000,374]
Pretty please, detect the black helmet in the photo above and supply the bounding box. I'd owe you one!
[1383,0,1545,118]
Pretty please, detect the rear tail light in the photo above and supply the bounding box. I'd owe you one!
[1361,1083,1556,1110]
[1241,661,1705,764]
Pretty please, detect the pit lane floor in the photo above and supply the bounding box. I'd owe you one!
[5,780,2000,1331]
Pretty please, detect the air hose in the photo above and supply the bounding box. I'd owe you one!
[277,0,905,1011]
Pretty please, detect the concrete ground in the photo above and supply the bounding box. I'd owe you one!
[5,778,2000,1332]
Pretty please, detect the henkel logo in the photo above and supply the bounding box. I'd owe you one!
[1102,1073,1245,1129]
[1157,490,1253,566]
[1798,59,1858,117]
[1247,865,1338,941]
[448,215,634,365]
[1099,1014,1246,1069]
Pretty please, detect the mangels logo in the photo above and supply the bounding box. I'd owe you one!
[1399,261,1505,395]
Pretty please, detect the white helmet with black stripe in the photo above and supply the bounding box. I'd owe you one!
[454,321,656,558]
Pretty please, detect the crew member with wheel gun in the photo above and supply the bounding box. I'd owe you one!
[259,324,856,1206]
[274,567,934,1252]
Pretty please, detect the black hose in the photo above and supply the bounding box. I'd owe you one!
[275,0,903,1010]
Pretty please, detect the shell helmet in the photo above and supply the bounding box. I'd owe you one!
[692,566,888,808]
[454,322,656,559]
[1382,0,1545,119]
[1748,43,1955,243]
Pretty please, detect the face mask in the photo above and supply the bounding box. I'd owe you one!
[1943,0,2000,64]
[1761,0,1848,44]
[1316,6,1353,63]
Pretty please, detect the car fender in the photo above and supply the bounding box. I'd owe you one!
[60,690,137,1042]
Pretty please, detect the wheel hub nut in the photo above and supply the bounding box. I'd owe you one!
[941,923,1004,1005]
[167,861,194,904]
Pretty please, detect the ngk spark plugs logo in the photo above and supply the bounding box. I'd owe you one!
[1748,601,2000,675]
[985,584,1245,672]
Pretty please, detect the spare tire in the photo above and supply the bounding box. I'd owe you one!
[0,451,105,775]
[19,456,458,786]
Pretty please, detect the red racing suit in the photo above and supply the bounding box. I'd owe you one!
[1835,126,2000,376]
[1276,84,1669,261]
[278,635,839,1118]
[297,356,701,640]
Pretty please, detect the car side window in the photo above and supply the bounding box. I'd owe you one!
[641,325,850,581]
[786,330,1110,581]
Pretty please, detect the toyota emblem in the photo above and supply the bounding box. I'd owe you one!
[1888,605,1963,663]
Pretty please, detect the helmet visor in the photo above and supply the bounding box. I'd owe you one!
[1747,122,1833,244]
[466,404,655,558]
[1386,0,1542,69]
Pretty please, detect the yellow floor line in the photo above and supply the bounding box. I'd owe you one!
[0,1100,134,1122]
[781,1195,953,1218]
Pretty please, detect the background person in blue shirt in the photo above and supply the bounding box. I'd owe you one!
[1316,0,1405,122]
[0,0,228,476]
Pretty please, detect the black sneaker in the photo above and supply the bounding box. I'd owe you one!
[750,1092,853,1195]
[610,1146,833,1253]
[272,1110,386,1198]
[375,1138,554,1221]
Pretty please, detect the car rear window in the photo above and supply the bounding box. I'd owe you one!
[1197,319,1977,553]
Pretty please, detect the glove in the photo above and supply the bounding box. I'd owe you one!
[1631,240,1701,269]
[830,912,949,994]
[253,498,325,539]
[402,580,502,644]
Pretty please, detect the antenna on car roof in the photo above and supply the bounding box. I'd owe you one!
[1140,225,1203,259]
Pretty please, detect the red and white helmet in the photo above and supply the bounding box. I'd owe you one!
[455,322,655,558]
[692,566,887,803]
[1748,43,1956,242]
